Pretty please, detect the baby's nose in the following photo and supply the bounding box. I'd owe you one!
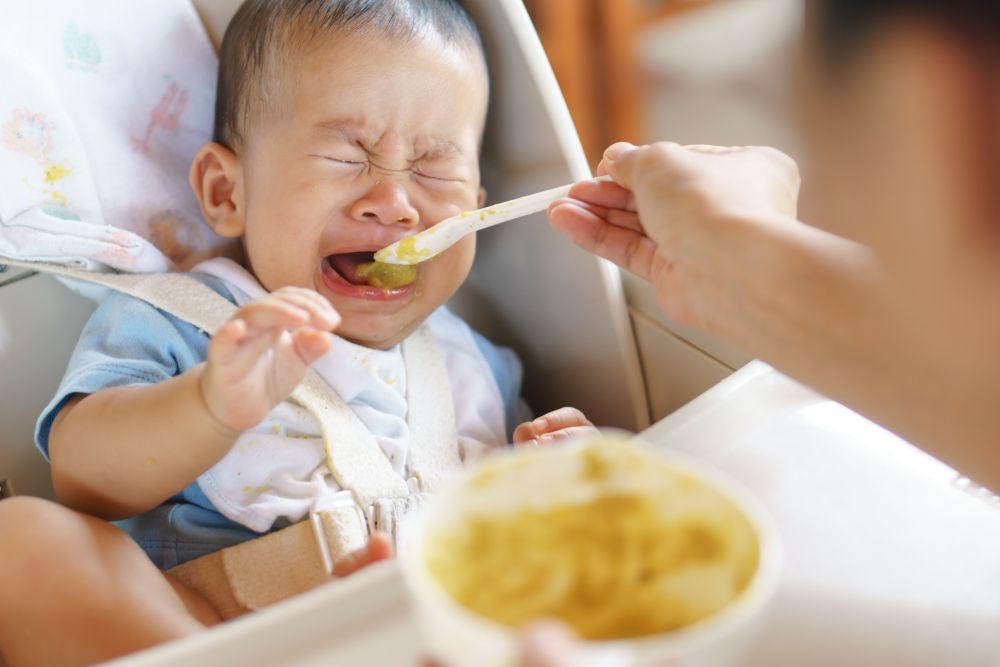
[350,182,419,227]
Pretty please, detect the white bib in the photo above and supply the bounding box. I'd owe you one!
[192,258,508,533]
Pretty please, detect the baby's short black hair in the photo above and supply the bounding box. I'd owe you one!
[214,0,486,150]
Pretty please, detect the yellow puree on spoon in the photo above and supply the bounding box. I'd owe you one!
[380,235,431,265]
[357,261,418,289]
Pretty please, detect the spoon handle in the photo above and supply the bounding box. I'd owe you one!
[375,183,574,265]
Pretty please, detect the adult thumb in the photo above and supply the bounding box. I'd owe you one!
[599,142,640,189]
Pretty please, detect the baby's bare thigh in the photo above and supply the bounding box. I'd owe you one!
[0,497,217,667]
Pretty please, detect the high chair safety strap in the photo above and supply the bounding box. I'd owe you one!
[0,259,408,507]
[402,324,461,492]
[168,507,367,619]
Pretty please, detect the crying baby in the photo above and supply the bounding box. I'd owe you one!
[40,0,597,618]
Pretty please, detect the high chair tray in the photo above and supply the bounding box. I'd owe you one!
[104,362,1000,667]
[105,560,423,667]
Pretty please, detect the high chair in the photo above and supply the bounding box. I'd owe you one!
[0,0,645,661]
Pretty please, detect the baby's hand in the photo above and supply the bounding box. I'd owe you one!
[513,407,598,447]
[200,287,340,434]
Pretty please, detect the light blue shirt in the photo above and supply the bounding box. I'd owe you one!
[36,273,526,569]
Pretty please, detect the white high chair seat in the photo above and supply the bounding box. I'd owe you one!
[0,0,237,274]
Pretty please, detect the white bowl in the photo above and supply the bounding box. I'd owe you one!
[401,434,782,667]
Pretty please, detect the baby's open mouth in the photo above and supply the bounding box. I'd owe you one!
[325,251,418,289]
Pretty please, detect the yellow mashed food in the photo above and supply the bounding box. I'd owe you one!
[356,261,418,289]
[425,442,759,640]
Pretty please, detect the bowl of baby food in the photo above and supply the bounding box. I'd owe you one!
[400,433,781,667]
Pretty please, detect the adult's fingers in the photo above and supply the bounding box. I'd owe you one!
[600,142,689,203]
[522,622,633,667]
[548,201,659,281]
[594,142,637,183]
[520,622,588,667]
[565,179,637,215]
[550,195,642,233]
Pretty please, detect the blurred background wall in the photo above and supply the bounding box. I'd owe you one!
[525,0,802,422]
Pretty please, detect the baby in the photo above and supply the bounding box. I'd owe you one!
[0,1,595,664]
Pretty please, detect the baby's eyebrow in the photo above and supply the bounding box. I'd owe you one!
[312,118,465,161]
[421,140,465,161]
[312,119,363,141]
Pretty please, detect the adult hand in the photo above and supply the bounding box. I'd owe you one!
[548,142,800,333]
[425,622,622,667]
[519,623,614,667]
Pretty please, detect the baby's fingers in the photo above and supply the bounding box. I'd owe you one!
[211,298,303,364]
[513,421,537,444]
[537,425,600,445]
[237,297,313,334]
[209,317,251,368]
[533,407,593,435]
[291,327,333,366]
[209,319,287,380]
[271,287,340,332]
[515,408,598,446]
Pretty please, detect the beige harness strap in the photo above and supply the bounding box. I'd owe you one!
[295,371,410,508]
[402,324,461,492]
[1,260,235,332]
[167,514,362,619]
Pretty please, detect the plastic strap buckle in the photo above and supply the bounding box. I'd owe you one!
[308,491,370,575]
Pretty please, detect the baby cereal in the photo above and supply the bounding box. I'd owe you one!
[424,440,760,640]
[356,261,418,288]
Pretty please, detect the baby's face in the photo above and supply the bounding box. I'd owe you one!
[238,32,487,349]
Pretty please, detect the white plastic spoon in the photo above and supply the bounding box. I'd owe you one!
[374,183,573,265]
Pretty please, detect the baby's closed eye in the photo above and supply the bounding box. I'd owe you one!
[412,168,465,184]
[310,154,366,168]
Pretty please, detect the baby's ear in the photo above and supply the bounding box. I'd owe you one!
[189,142,246,238]
[477,186,487,208]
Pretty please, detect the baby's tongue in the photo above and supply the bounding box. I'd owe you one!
[328,252,374,286]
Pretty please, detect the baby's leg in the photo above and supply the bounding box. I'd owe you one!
[0,496,220,667]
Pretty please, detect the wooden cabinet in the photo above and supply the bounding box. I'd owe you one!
[524,0,716,163]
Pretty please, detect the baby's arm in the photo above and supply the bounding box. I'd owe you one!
[48,287,339,520]
[512,407,598,446]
